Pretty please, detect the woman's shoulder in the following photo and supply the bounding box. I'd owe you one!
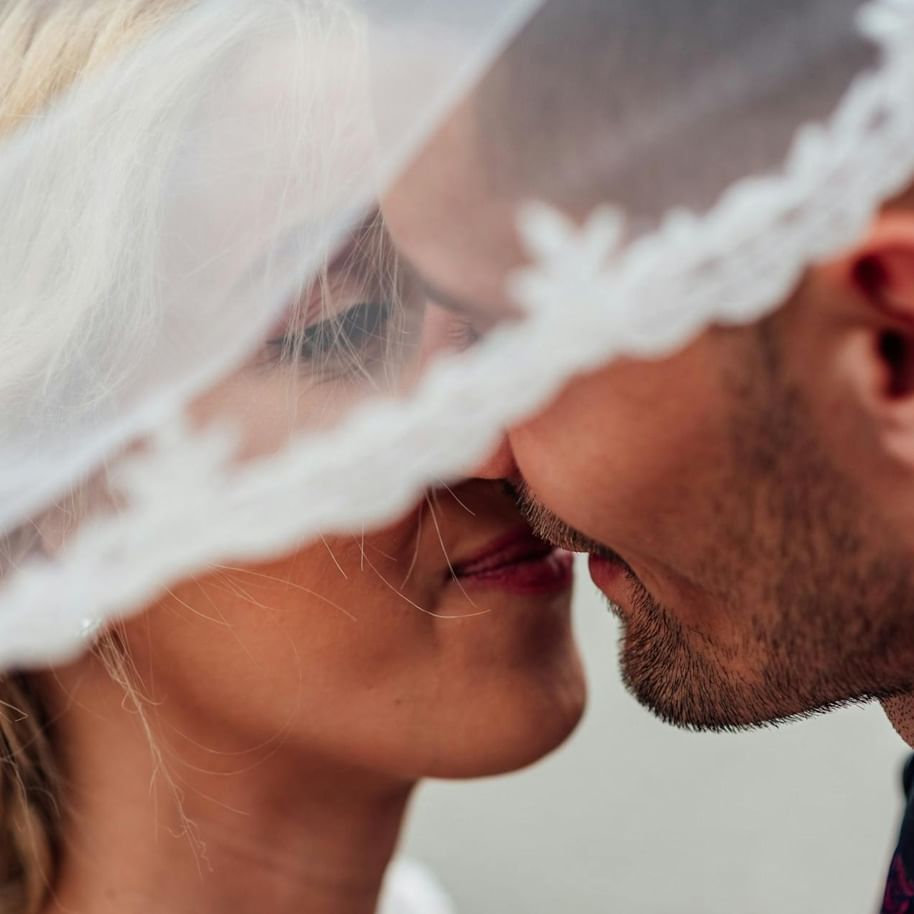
[378,858,458,914]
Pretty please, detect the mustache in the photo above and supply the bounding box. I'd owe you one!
[506,479,629,567]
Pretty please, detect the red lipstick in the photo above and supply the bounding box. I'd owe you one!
[451,530,574,596]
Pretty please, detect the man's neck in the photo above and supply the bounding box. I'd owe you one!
[41,664,413,914]
[883,692,914,747]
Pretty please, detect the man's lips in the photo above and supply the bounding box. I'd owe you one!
[588,553,630,601]
[450,530,574,596]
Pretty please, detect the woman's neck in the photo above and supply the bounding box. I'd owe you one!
[41,660,414,914]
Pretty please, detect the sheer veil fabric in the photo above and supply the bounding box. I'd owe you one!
[1,0,914,670]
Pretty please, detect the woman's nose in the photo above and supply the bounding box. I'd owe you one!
[472,436,518,480]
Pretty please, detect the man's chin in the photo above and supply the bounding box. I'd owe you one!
[620,637,890,733]
[619,657,783,733]
[615,608,869,732]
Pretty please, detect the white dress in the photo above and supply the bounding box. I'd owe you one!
[378,859,458,914]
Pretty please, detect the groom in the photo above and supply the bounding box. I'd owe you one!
[386,0,914,739]
[382,0,914,905]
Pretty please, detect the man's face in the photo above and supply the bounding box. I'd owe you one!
[383,108,914,731]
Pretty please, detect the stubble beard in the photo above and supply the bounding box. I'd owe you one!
[508,334,914,731]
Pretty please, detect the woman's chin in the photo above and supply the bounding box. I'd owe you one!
[424,666,587,780]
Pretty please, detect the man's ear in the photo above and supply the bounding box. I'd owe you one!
[829,212,914,465]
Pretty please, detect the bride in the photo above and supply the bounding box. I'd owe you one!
[0,3,585,913]
[15,438,583,914]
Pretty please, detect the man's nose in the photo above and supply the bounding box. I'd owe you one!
[472,436,518,480]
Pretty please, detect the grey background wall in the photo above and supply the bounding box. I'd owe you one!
[403,562,907,914]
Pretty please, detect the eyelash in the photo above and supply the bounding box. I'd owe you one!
[264,301,480,384]
[445,317,481,351]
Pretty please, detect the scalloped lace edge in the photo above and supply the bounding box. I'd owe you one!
[3,0,914,668]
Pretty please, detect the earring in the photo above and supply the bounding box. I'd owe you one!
[80,616,102,641]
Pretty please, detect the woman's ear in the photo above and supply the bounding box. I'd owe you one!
[832,212,914,466]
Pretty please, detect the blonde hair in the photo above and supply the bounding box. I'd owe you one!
[0,1,188,137]
[0,3,394,909]
[0,676,58,914]
[0,4,191,911]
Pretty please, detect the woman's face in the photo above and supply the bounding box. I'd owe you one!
[132,480,583,779]
[121,222,585,781]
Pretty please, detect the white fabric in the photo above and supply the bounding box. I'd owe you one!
[2,0,914,670]
[379,859,458,914]
[0,0,541,535]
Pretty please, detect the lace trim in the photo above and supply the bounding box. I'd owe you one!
[3,0,914,667]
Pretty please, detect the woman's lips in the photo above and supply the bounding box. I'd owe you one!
[451,530,574,596]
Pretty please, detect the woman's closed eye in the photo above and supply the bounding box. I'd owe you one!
[259,213,426,382]
[268,299,394,369]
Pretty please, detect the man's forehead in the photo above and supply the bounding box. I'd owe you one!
[382,104,531,318]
